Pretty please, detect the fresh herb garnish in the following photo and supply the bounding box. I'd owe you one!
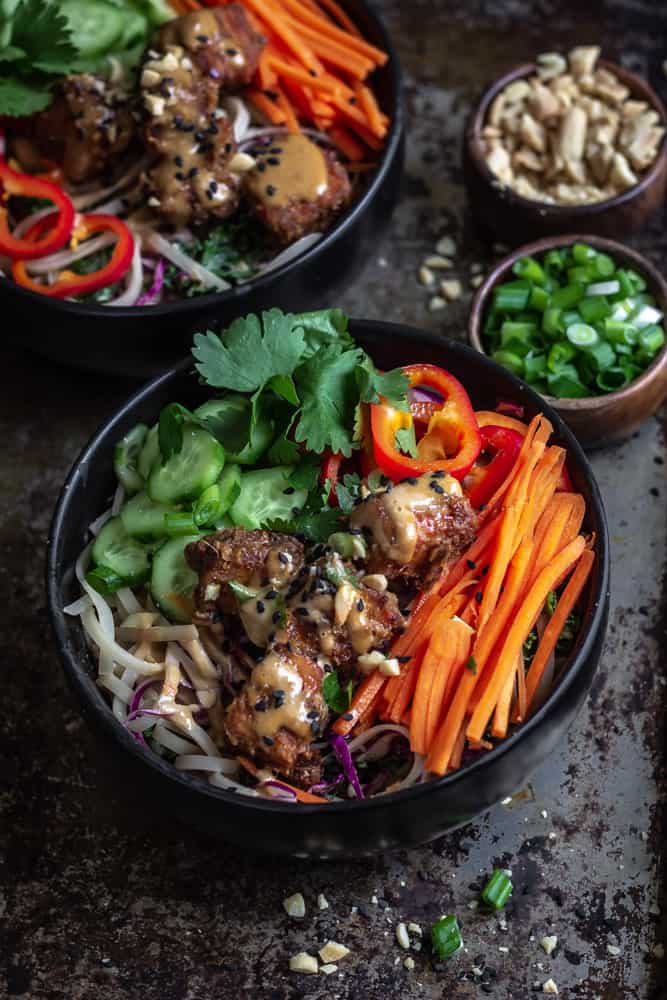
[322,671,353,714]
[466,655,478,675]
[394,423,418,458]
[158,403,195,461]
[163,219,269,295]
[0,0,78,116]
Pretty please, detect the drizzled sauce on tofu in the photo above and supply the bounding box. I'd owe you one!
[350,473,463,564]
[159,10,243,65]
[247,133,328,208]
[245,649,313,741]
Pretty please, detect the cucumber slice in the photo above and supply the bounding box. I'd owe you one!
[138,425,160,480]
[230,466,308,530]
[114,423,148,495]
[60,0,124,58]
[151,535,201,623]
[192,465,241,528]
[91,516,151,587]
[120,491,173,540]
[148,425,225,504]
[194,396,274,465]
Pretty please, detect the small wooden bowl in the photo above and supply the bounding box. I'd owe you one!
[463,60,667,244]
[468,234,667,448]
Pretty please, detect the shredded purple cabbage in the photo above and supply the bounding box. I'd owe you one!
[258,779,297,801]
[328,732,364,799]
[309,773,345,795]
[136,257,165,306]
[128,677,160,715]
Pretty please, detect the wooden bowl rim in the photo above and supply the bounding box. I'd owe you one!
[466,58,667,216]
[468,233,667,412]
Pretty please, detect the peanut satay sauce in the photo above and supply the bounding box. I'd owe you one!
[246,133,329,208]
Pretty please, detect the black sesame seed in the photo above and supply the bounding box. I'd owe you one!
[256,600,265,613]
[209,180,218,193]
[342,713,354,721]
[174,155,184,166]
[264,89,278,100]
[257,161,267,172]
[397,655,411,663]
[404,476,418,485]
[266,589,278,599]
[196,34,209,43]
[479,502,487,512]
[270,146,283,153]
[307,709,319,719]
[188,167,198,178]
[482,565,490,575]
[286,641,293,652]
[430,482,445,494]
[467,559,476,570]
[255,697,268,712]
[226,46,238,55]
[209,67,220,79]
[476,591,483,603]
[267,156,280,165]
[273,689,285,707]
[175,171,184,180]
[348,527,362,535]
[291,506,300,515]
[295,606,309,617]
[356,598,364,612]
[283,486,295,495]
[272,610,282,624]
[266,184,277,196]
[263,736,274,746]
[309,68,317,77]
[432,470,446,478]
[278,552,289,564]
[349,96,357,104]
[268,631,275,643]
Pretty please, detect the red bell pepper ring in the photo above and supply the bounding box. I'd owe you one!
[464,424,523,509]
[320,450,344,507]
[371,364,481,482]
[12,213,134,298]
[0,158,75,260]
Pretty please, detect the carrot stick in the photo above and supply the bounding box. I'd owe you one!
[524,548,595,710]
[492,651,520,739]
[516,647,527,721]
[329,92,387,138]
[332,669,386,736]
[475,411,528,436]
[426,670,477,775]
[283,16,374,77]
[354,82,384,137]
[267,55,341,94]
[448,720,467,770]
[274,85,300,131]
[385,643,426,723]
[242,0,322,72]
[481,414,552,520]
[237,756,327,802]
[529,493,584,588]
[328,125,367,160]
[436,512,502,599]
[316,0,363,35]
[246,89,287,124]
[409,614,469,754]
[466,535,586,742]
[425,620,473,750]
[277,0,388,65]
[257,46,279,88]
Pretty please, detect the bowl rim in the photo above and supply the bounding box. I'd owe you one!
[0,0,404,319]
[465,57,667,217]
[468,233,667,411]
[46,321,610,817]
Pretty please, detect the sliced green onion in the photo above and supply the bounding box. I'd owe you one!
[542,307,563,337]
[544,248,566,272]
[481,869,513,910]
[572,242,595,264]
[529,285,550,311]
[633,304,663,329]
[513,256,546,285]
[596,367,630,392]
[493,281,531,312]
[586,280,620,297]
[524,353,548,381]
[591,253,615,278]
[85,565,126,596]
[193,483,224,528]
[638,324,665,356]
[625,268,647,292]
[603,318,637,346]
[588,341,616,371]
[547,365,588,398]
[228,579,258,603]
[566,323,599,348]
[577,295,610,325]
[551,283,584,309]
[567,265,592,285]
[164,512,198,536]
[614,270,634,298]
[431,915,462,959]
[491,349,524,375]
[547,342,576,371]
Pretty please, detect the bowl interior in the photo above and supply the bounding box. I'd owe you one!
[47,322,609,816]
[0,0,403,322]
[468,59,667,216]
[469,234,667,410]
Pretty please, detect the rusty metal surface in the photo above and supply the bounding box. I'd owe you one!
[1,1,666,998]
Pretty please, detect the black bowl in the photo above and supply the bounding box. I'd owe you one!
[2,1,404,379]
[47,322,610,858]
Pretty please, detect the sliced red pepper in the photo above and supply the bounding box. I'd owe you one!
[371,364,481,482]
[464,424,523,509]
[0,158,74,260]
[13,213,134,298]
[320,450,344,506]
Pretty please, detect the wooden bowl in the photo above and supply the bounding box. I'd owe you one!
[463,59,667,244]
[468,235,667,448]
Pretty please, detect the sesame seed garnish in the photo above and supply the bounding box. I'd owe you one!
[307,709,319,720]
[432,470,446,478]
[263,736,274,746]
[274,690,285,707]
[283,486,295,495]
[267,156,280,165]
[266,589,278,599]
[295,606,309,617]
[196,34,208,43]
[467,559,477,569]
[255,697,268,712]
[342,713,354,721]
[268,631,276,643]
[356,598,364,612]
[278,552,289,564]
[266,184,277,196]
[174,155,183,166]
[476,591,483,603]
[256,600,265,613]
[272,610,282,624]
[397,655,411,663]
[430,482,445,494]
[482,565,490,576]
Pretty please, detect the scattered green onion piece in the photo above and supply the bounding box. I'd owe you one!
[638,324,665,356]
[542,307,563,337]
[193,483,224,528]
[572,242,595,264]
[431,915,462,959]
[547,365,588,398]
[596,367,630,392]
[513,256,546,285]
[614,270,634,298]
[491,349,524,376]
[551,283,584,309]
[603,319,637,346]
[493,281,531,312]
[626,268,647,292]
[587,341,616,371]
[529,285,550,311]
[567,265,592,285]
[586,279,620,297]
[566,323,599,348]
[591,253,615,278]
[577,295,610,325]
[164,512,198,536]
[547,342,576,371]
[481,869,513,910]
[228,579,258,603]
[85,565,126,595]
[544,248,566,272]
[523,353,548,381]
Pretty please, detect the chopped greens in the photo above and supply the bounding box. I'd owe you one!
[162,219,269,296]
[481,869,513,910]
[430,915,462,959]
[322,671,353,714]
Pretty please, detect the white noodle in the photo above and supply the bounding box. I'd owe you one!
[147,231,230,291]
[24,233,116,275]
[71,157,151,211]
[153,725,199,756]
[63,595,91,616]
[174,755,239,774]
[224,95,251,143]
[98,673,134,702]
[208,771,260,797]
[117,624,198,643]
[347,723,410,755]
[115,587,142,615]
[253,233,322,278]
[13,206,62,240]
[126,715,159,733]
[81,605,165,675]
[108,236,143,307]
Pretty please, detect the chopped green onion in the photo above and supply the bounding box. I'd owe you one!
[591,253,615,278]
[164,512,198,536]
[547,341,576,371]
[633,304,663,329]
[491,349,524,376]
[587,341,616,371]
[493,281,531,312]
[626,268,647,293]
[603,319,637,346]
[481,869,513,910]
[431,915,462,959]
[524,353,548,381]
[544,249,566,272]
[542,307,563,337]
[638,324,665,356]
[85,565,126,595]
[577,295,610,325]
[551,283,584,309]
[513,256,546,285]
[547,365,588,398]
[614,270,635,298]
[572,242,595,264]
[228,579,259,603]
[529,285,550,311]
[586,279,620,297]
[193,483,225,528]
[566,323,599,348]
[596,367,630,392]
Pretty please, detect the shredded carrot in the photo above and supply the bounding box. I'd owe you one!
[332,669,386,736]
[242,0,321,72]
[436,512,502,599]
[448,721,467,771]
[492,651,521,739]
[475,410,528,436]
[237,756,327,802]
[524,548,595,711]
[354,82,384,138]
[329,92,386,139]
[409,615,469,754]
[283,16,374,77]
[257,46,279,89]
[315,0,363,35]
[246,88,287,124]
[267,55,340,95]
[466,535,586,742]
[277,0,388,64]
[274,85,300,132]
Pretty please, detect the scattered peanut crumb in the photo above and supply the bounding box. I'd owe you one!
[418,265,435,286]
[540,809,548,819]
[283,893,306,918]
[498,946,510,954]
[317,893,329,910]
[653,943,665,959]
[371,895,379,905]
[542,979,559,995]
[408,922,423,936]
[441,279,463,301]
[540,935,558,956]
[470,274,484,288]
[319,941,350,963]
[404,956,415,971]
[649,902,661,916]
[429,295,446,312]
[424,254,453,269]
[320,963,338,975]
[607,944,621,956]
[396,922,411,949]
[436,235,456,257]
[289,952,319,974]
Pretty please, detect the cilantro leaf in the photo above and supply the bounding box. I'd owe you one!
[295,308,353,358]
[356,359,409,411]
[0,76,53,115]
[288,454,321,492]
[295,345,361,456]
[322,671,353,714]
[192,309,306,392]
[335,472,362,513]
[267,417,300,465]
[11,0,77,74]
[395,424,418,458]
[269,373,299,406]
[158,403,193,461]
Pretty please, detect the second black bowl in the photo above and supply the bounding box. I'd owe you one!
[47,321,610,858]
[2,0,404,378]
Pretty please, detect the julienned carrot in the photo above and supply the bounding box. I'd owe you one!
[529,493,584,588]
[425,619,473,749]
[492,651,521,738]
[448,721,467,770]
[237,756,327,802]
[436,512,502,599]
[332,669,386,736]
[385,647,423,723]
[409,614,469,753]
[475,410,528,436]
[246,89,287,123]
[274,85,300,132]
[466,534,586,742]
[480,414,552,520]
[277,0,388,65]
[257,46,279,88]
[242,0,321,72]
[354,82,384,138]
[524,547,595,710]
[315,0,363,36]
[329,126,366,160]
[283,15,374,77]
[329,92,386,139]
[267,54,339,94]
[513,447,564,552]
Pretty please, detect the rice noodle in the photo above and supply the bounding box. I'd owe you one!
[81,605,165,675]
[13,206,60,240]
[108,236,144,307]
[147,231,230,291]
[71,157,151,211]
[25,233,116,275]
[115,587,142,616]
[347,723,410,755]
[224,95,251,143]
[254,233,322,277]
[63,595,90,617]
[174,755,239,775]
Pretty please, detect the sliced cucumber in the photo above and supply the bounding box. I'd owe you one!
[91,516,151,587]
[148,425,225,504]
[138,425,160,481]
[60,0,124,58]
[114,423,148,495]
[151,534,201,623]
[194,395,274,465]
[120,491,173,540]
[230,466,308,530]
